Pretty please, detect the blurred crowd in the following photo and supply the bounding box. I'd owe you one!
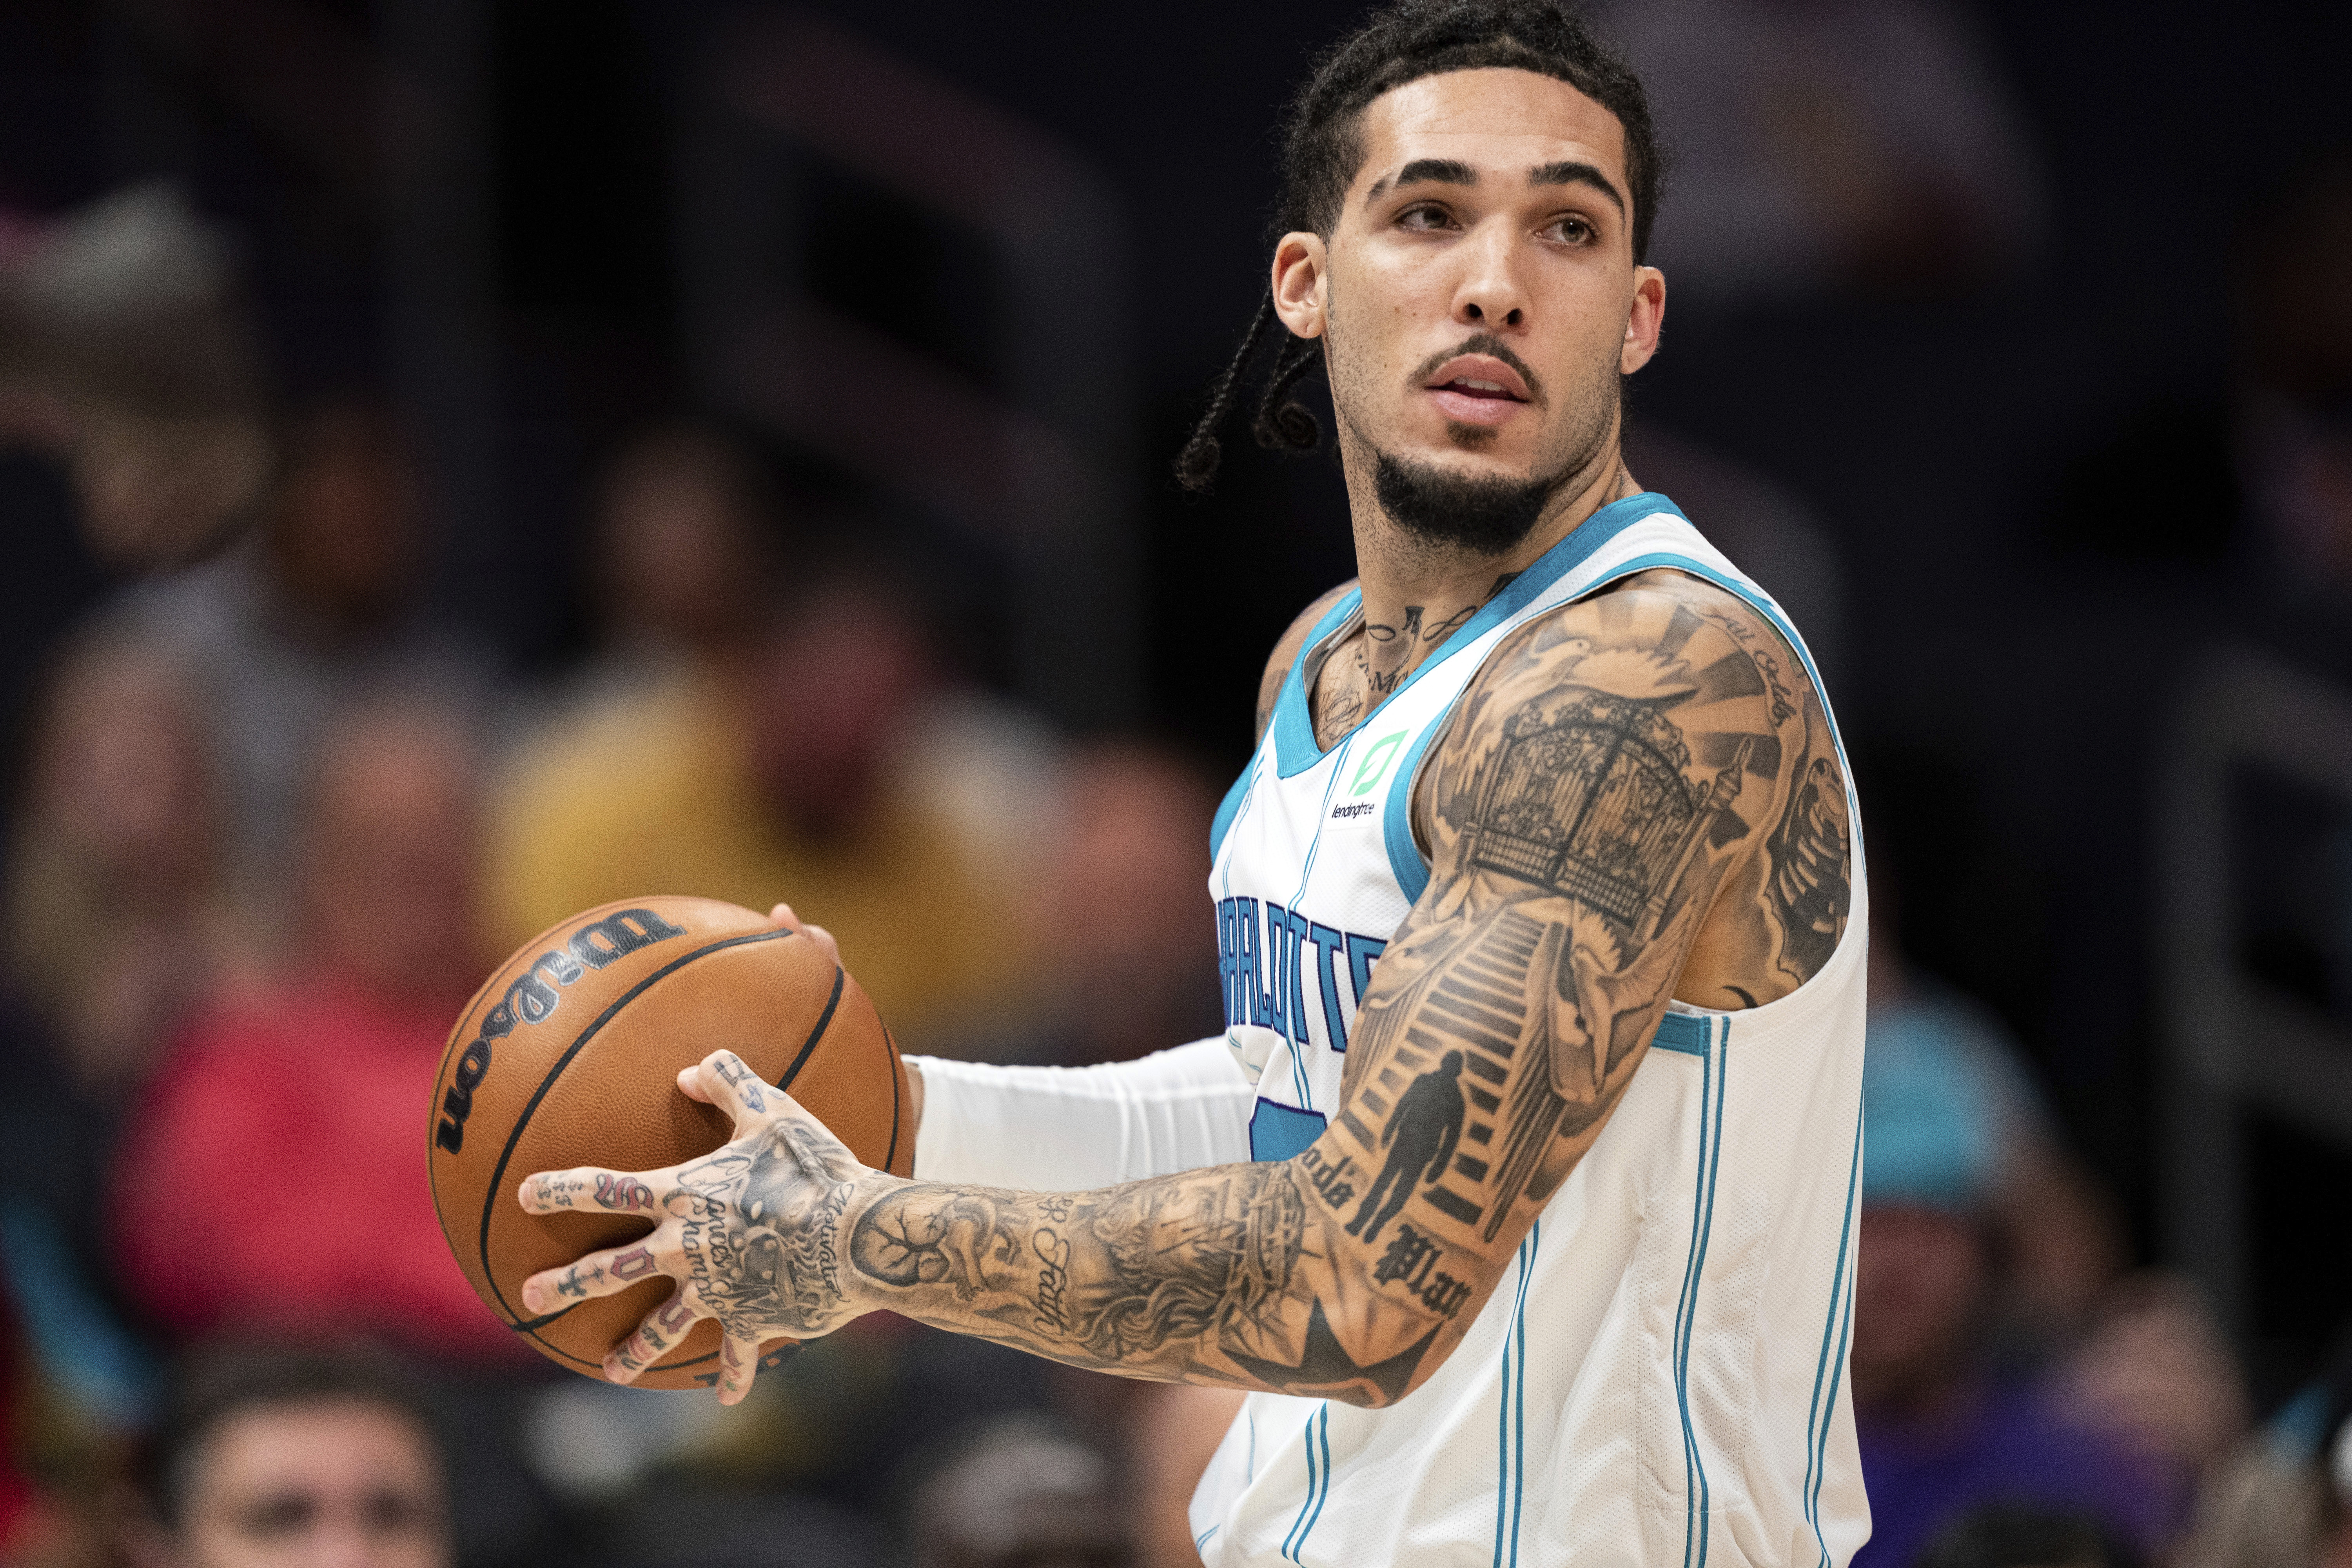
[0,0,2348,1565]
[0,349,1232,1564]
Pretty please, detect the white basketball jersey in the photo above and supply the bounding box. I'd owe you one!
[1192,492,1871,1566]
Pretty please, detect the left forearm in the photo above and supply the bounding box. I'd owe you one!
[835,1158,1477,1404]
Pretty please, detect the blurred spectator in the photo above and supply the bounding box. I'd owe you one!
[584,424,776,682]
[2054,1272,2252,1503]
[907,1417,1130,1568]
[1865,889,2121,1352]
[0,184,270,572]
[1590,0,2046,306]
[1849,940,2181,1564]
[489,562,1044,1047]
[117,399,494,944]
[1916,1504,2141,1568]
[122,1345,453,1568]
[939,741,1222,1067]
[6,628,247,1096]
[2178,1339,2352,1568]
[111,699,519,1361]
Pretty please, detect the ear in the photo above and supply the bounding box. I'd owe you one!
[1620,264,1666,375]
[1272,231,1329,340]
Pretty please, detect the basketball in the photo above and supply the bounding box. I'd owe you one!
[426,896,912,1388]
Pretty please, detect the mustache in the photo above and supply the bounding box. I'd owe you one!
[1406,333,1547,406]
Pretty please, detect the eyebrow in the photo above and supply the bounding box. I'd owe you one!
[1527,160,1626,217]
[1365,158,1479,202]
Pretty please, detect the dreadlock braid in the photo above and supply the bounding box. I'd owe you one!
[1171,0,1663,494]
[1172,292,1281,492]
[1252,335,1323,453]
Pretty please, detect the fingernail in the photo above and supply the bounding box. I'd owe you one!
[523,1282,542,1312]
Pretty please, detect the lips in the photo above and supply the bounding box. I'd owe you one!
[1423,354,1531,425]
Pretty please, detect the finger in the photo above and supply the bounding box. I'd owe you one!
[715,1328,769,1405]
[768,902,841,966]
[604,1286,706,1386]
[691,1048,779,1127]
[519,1240,671,1315]
[519,1167,668,1217]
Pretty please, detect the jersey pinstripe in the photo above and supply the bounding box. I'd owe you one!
[1192,492,1871,1565]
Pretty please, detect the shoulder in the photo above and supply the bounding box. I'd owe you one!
[1423,567,1828,868]
[1255,580,1358,745]
[1455,569,1816,743]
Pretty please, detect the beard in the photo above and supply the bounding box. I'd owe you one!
[1372,447,1579,556]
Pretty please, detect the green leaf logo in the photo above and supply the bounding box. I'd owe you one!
[1350,731,1408,797]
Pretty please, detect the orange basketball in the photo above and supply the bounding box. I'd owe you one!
[426,897,911,1388]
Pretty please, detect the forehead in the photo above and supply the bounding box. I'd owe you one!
[197,1402,435,1498]
[1350,67,1627,193]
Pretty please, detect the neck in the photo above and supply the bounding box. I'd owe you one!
[1337,432,1640,690]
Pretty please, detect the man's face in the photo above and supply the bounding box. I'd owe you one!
[170,1401,451,1568]
[1276,68,1662,548]
[1849,1205,1990,1415]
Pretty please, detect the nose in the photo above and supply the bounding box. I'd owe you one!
[1452,221,1528,331]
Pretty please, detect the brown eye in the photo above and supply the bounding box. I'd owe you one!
[1399,205,1455,232]
[1548,216,1595,245]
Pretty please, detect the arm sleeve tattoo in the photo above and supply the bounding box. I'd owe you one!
[817,577,1849,1406]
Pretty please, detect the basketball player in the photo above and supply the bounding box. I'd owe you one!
[521,3,1869,1558]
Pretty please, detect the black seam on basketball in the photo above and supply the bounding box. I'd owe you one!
[430,897,725,1274]
[770,964,844,1094]
[881,1022,902,1174]
[474,925,795,1363]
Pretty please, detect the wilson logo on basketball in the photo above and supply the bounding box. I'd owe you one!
[434,909,688,1155]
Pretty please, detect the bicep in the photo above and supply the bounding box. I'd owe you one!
[1308,589,1805,1297]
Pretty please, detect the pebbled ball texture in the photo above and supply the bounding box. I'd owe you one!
[426,896,909,1388]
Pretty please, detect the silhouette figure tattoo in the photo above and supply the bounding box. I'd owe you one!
[1347,1050,1467,1243]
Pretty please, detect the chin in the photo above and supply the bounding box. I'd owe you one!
[1401,434,1532,476]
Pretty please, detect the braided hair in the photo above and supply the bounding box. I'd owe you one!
[1173,0,1663,492]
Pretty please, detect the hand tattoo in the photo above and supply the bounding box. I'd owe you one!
[595,1174,657,1212]
[669,1123,860,1344]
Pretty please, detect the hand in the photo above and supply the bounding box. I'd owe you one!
[517,1048,890,1404]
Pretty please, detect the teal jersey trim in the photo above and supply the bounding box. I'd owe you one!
[1673,1016,1730,1568]
[1301,1406,1336,1555]
[1382,704,1449,904]
[1282,1405,1334,1562]
[1270,493,1685,780]
[1491,1225,1540,1568]
[1651,1012,1712,1057]
[1804,1104,1866,1565]
[1270,592,1367,779]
